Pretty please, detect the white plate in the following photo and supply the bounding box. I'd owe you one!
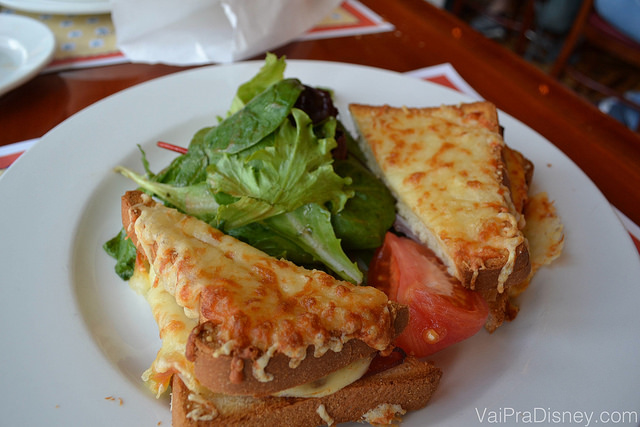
[0,14,54,96]
[1,61,639,426]
[0,0,110,15]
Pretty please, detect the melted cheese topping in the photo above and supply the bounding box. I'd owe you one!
[130,257,375,405]
[349,103,525,291]
[186,392,218,422]
[129,261,199,397]
[274,355,373,398]
[129,194,394,373]
[131,261,376,403]
[361,403,406,425]
[316,404,335,426]
[523,192,564,271]
[509,192,564,297]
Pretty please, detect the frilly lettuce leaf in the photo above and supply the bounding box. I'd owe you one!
[109,54,372,284]
[209,108,352,229]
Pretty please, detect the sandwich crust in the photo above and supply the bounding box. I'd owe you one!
[348,102,532,330]
[186,301,409,397]
[171,356,442,427]
[121,190,410,396]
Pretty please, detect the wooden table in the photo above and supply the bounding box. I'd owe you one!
[1,0,639,225]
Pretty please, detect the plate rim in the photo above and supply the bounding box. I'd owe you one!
[0,0,111,15]
[1,59,639,426]
[0,14,55,96]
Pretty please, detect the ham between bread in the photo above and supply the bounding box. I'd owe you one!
[121,190,407,396]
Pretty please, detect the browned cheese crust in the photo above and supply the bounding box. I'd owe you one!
[348,102,533,331]
[120,190,412,395]
[186,301,408,396]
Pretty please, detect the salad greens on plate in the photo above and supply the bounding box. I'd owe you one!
[105,53,396,284]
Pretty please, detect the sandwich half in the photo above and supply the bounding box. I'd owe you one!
[121,190,442,426]
[348,102,538,331]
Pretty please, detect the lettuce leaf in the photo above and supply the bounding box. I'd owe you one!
[332,155,396,250]
[203,78,304,158]
[210,108,352,229]
[264,203,362,283]
[229,53,287,114]
[108,54,372,284]
[152,127,213,186]
[114,166,219,224]
[103,228,137,280]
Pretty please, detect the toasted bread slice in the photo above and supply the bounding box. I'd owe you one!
[186,301,408,397]
[348,102,532,330]
[171,356,442,427]
[121,190,406,395]
[502,145,534,221]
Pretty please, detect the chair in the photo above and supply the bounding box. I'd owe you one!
[450,0,536,54]
[550,0,640,130]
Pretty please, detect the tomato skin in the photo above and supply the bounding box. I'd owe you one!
[369,232,489,357]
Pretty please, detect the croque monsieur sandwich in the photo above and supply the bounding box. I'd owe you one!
[348,101,564,332]
[121,190,442,426]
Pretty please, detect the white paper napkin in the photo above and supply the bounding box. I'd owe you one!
[111,0,342,65]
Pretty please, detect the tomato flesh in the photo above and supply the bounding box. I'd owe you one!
[369,232,489,357]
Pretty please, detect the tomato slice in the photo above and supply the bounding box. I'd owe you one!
[369,232,488,357]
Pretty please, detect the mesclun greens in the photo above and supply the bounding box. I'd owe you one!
[104,53,396,284]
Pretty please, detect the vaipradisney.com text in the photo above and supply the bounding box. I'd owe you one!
[475,407,639,426]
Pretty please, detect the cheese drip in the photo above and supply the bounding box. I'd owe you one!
[129,262,199,397]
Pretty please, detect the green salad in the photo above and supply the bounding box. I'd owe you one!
[104,54,396,284]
